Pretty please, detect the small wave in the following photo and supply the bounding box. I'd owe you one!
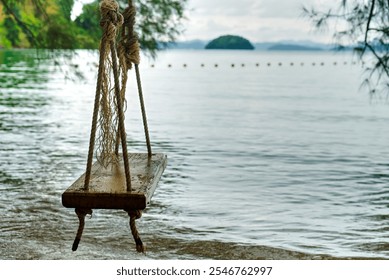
[143,237,384,260]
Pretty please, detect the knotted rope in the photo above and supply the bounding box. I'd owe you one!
[117,0,152,156]
[127,209,144,253]
[115,0,141,155]
[80,0,146,253]
[84,0,131,191]
[85,0,126,190]
[118,0,140,71]
[96,0,124,168]
[72,208,93,251]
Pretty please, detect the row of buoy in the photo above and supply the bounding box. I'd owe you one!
[149,61,359,68]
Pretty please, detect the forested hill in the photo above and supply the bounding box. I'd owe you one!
[0,0,100,49]
[205,35,254,50]
[0,0,186,54]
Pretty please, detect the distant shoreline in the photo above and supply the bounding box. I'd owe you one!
[165,40,355,52]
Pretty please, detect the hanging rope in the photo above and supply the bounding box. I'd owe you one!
[72,208,93,251]
[117,2,145,253]
[96,0,124,168]
[118,0,140,72]
[116,0,138,152]
[127,209,144,253]
[118,0,152,156]
[85,0,125,189]
[82,0,145,253]
[114,0,140,157]
[84,0,131,191]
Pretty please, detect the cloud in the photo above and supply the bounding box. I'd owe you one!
[181,0,340,42]
[187,0,260,17]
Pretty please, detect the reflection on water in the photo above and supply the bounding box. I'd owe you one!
[1,49,389,259]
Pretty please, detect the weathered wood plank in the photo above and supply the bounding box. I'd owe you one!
[62,153,167,210]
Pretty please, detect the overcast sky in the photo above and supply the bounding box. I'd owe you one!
[181,0,341,43]
[74,0,340,43]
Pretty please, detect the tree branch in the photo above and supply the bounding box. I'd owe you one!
[33,0,49,20]
[0,0,38,46]
[366,42,389,77]
[363,0,375,53]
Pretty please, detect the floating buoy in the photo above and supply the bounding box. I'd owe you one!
[231,63,235,67]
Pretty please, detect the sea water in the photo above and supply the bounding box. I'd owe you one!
[1,49,389,259]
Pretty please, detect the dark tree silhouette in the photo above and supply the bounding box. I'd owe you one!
[304,0,389,95]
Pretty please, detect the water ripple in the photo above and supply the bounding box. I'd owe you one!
[1,50,389,259]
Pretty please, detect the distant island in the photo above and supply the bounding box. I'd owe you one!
[205,35,255,50]
[268,44,322,51]
[166,39,348,51]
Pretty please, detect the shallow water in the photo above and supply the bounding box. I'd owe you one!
[1,49,389,259]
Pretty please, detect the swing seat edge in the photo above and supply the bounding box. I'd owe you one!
[62,153,167,210]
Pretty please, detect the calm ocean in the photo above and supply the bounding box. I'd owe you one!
[1,49,389,259]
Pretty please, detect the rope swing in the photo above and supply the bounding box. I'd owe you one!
[62,0,167,254]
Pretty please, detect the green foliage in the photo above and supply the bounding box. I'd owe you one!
[1,0,50,48]
[0,0,187,56]
[3,16,20,46]
[303,0,389,95]
[74,0,101,48]
[58,0,75,20]
[134,0,187,56]
[0,28,12,48]
[205,35,255,50]
[38,17,79,49]
[73,0,187,56]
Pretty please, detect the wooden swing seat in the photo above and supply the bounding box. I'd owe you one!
[62,153,167,210]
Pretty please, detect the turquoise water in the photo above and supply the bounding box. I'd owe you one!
[1,49,389,259]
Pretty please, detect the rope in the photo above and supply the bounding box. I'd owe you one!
[118,1,147,252]
[96,0,124,169]
[114,0,140,157]
[84,0,124,188]
[118,0,140,71]
[110,38,132,191]
[72,208,93,251]
[117,0,152,157]
[115,0,140,159]
[116,0,140,129]
[81,0,148,253]
[126,210,144,253]
[135,64,152,156]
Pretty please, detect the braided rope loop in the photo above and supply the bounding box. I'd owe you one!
[127,210,145,253]
[72,208,93,251]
